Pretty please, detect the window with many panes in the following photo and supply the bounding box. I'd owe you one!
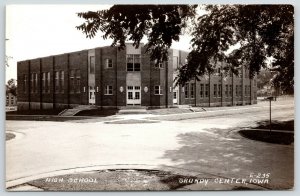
[30,73,34,93]
[90,56,95,74]
[154,85,163,95]
[76,70,81,93]
[47,72,50,93]
[205,84,209,97]
[218,84,222,97]
[214,84,217,98]
[106,58,113,68]
[154,61,164,68]
[60,71,64,93]
[34,73,38,93]
[42,72,46,93]
[215,68,221,76]
[190,83,195,99]
[105,85,113,95]
[127,54,141,71]
[225,85,228,97]
[23,74,27,93]
[185,84,189,98]
[70,70,75,93]
[229,85,232,97]
[200,84,204,98]
[55,71,60,93]
[173,56,179,69]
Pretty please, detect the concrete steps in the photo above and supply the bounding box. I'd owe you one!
[118,108,148,115]
[58,105,97,116]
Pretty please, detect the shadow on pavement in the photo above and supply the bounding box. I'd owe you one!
[161,128,294,190]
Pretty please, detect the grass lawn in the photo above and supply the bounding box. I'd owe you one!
[254,120,294,131]
[239,120,294,145]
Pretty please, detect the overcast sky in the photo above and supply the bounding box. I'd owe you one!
[5,5,194,82]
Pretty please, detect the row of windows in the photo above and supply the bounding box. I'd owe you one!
[185,83,251,99]
[236,85,243,97]
[103,85,164,95]
[213,68,251,78]
[88,55,175,72]
[23,70,81,94]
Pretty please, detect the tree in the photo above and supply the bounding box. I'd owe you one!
[77,5,196,63]
[6,78,17,96]
[77,5,294,93]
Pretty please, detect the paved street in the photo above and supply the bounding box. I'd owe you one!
[6,98,294,190]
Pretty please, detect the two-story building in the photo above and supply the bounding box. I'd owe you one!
[17,43,257,110]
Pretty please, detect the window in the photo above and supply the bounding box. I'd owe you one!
[42,72,46,93]
[185,84,189,98]
[90,56,95,74]
[218,84,222,97]
[214,84,217,98]
[238,68,242,78]
[229,85,232,97]
[154,85,163,95]
[154,61,164,68]
[30,73,38,93]
[200,84,204,98]
[47,72,50,93]
[70,70,75,93]
[225,85,228,97]
[245,69,249,78]
[245,85,250,96]
[173,56,179,69]
[236,85,239,97]
[60,71,64,93]
[55,71,59,93]
[106,58,113,68]
[30,73,34,93]
[205,84,209,97]
[105,85,113,95]
[127,54,141,71]
[34,73,38,93]
[190,83,195,99]
[133,54,141,71]
[76,70,81,93]
[23,74,27,93]
[215,68,221,76]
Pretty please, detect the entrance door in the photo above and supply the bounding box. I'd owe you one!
[127,86,141,105]
[89,86,95,105]
[173,90,178,104]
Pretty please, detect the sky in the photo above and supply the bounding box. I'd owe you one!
[5,5,194,82]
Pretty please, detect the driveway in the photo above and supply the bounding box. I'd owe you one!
[6,98,294,190]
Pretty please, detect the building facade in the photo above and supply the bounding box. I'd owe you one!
[17,44,257,110]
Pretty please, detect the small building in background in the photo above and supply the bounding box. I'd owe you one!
[6,92,17,107]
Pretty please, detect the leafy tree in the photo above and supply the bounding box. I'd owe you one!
[6,78,17,96]
[77,4,294,93]
[76,5,197,62]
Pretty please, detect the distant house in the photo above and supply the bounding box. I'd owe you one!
[6,92,17,107]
